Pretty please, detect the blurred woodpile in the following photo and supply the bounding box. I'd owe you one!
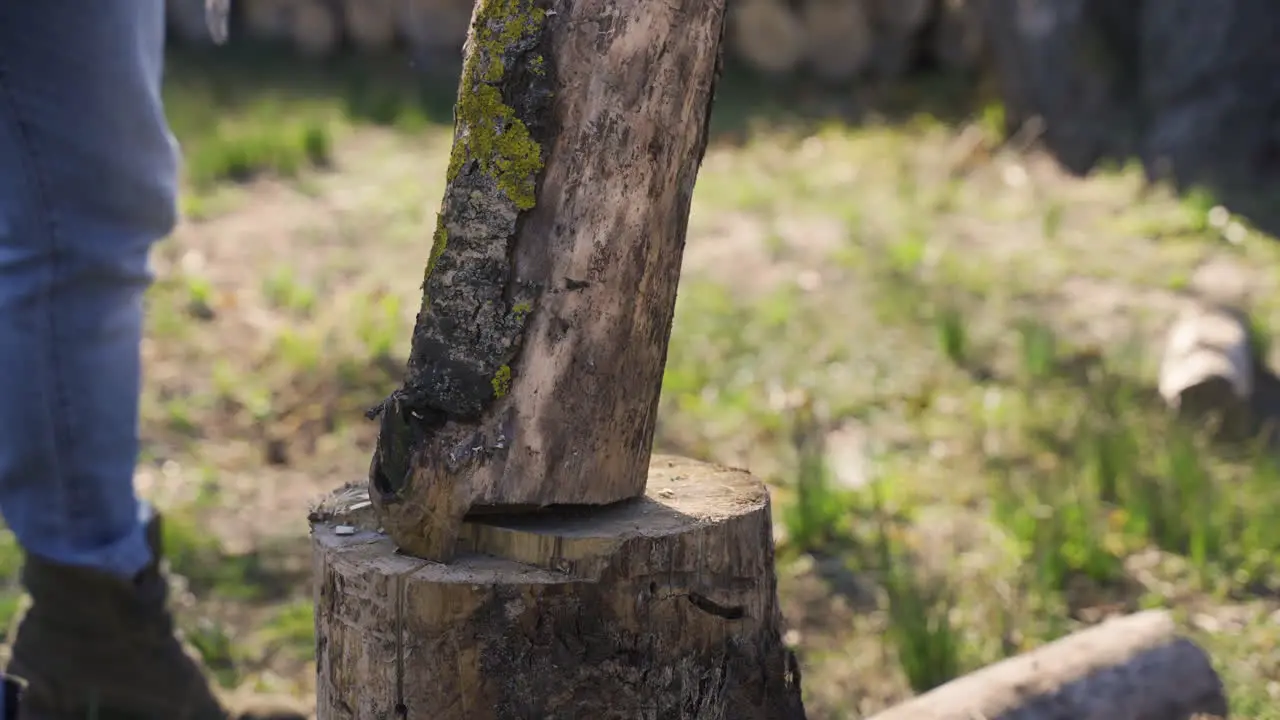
[166,0,986,82]
[165,0,479,60]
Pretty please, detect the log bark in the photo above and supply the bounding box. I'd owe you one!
[311,455,807,720]
[367,0,726,561]
[867,610,1227,720]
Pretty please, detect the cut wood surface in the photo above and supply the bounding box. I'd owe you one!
[367,0,727,560]
[867,610,1227,720]
[311,455,807,720]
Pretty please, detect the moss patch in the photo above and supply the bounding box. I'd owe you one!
[491,364,513,398]
[446,0,547,211]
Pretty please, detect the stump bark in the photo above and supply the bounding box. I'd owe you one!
[311,455,807,720]
[367,0,727,561]
[867,610,1227,720]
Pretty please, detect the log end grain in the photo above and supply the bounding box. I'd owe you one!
[312,455,806,720]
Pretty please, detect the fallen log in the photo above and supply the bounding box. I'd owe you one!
[1158,303,1255,436]
[868,610,1227,720]
[311,456,807,719]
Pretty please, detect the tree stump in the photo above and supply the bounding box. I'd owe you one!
[311,456,807,720]
[366,0,727,562]
[867,610,1227,720]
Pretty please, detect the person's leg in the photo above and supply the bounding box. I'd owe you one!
[0,0,173,578]
[0,4,304,719]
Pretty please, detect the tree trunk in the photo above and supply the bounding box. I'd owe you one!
[366,0,726,562]
[867,610,1227,720]
[311,455,807,720]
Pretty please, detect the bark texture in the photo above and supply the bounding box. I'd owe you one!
[867,610,1227,720]
[311,456,807,720]
[367,0,727,562]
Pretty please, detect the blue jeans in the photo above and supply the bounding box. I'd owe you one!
[0,1,177,579]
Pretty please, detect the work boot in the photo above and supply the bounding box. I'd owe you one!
[4,514,307,720]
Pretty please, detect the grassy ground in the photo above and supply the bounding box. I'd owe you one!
[2,43,1280,717]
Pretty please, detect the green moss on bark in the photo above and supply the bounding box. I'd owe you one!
[446,0,547,211]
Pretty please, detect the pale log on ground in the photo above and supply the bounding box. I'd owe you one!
[311,456,807,720]
[368,0,727,560]
[1158,303,1254,433]
[868,610,1227,720]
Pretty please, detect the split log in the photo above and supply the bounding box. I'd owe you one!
[242,0,297,42]
[868,610,1227,720]
[1158,303,1255,435]
[311,456,807,720]
[291,0,340,57]
[729,0,806,76]
[931,0,984,73]
[342,0,399,52]
[397,0,475,59]
[800,0,874,83]
[367,0,726,561]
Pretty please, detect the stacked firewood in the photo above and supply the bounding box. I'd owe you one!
[729,0,983,82]
[165,0,476,59]
[165,0,984,80]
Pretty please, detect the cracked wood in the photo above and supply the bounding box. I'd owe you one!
[313,456,808,720]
